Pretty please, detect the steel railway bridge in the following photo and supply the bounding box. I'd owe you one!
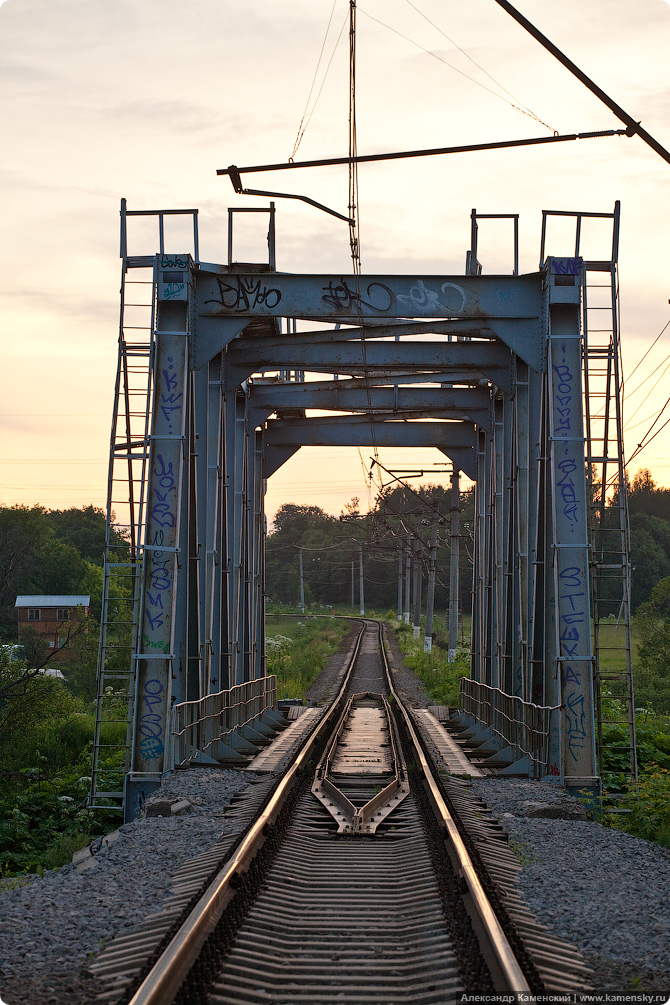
[89,200,636,820]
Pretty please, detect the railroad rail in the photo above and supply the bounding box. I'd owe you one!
[92,620,590,1004]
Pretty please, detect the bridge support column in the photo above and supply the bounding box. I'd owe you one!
[547,259,598,793]
[127,261,191,816]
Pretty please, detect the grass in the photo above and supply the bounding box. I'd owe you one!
[390,619,469,706]
[265,614,348,700]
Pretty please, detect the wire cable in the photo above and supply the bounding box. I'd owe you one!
[358,4,555,130]
[621,319,670,392]
[289,7,349,161]
[401,0,555,131]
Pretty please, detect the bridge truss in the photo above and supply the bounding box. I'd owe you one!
[89,200,635,819]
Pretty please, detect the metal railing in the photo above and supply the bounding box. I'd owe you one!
[172,675,277,765]
[460,678,561,778]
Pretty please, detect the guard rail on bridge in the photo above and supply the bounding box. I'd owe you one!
[172,675,278,766]
[459,678,561,778]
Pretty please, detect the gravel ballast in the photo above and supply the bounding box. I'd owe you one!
[0,768,256,1005]
[2,623,669,1002]
[471,776,670,997]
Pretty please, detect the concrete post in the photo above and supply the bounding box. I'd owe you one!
[448,468,460,661]
[424,517,439,652]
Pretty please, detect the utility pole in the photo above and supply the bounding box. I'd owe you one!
[299,547,305,615]
[397,541,403,619]
[448,468,460,661]
[412,535,422,639]
[404,534,411,625]
[424,516,439,652]
[351,559,355,610]
[358,543,365,617]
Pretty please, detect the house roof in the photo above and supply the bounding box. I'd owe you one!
[15,596,91,608]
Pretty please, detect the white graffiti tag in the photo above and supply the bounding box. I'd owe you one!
[395,279,466,314]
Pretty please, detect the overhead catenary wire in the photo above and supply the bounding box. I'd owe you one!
[626,396,670,469]
[289,4,349,162]
[621,319,670,392]
[401,0,554,130]
[358,3,555,131]
[622,351,670,411]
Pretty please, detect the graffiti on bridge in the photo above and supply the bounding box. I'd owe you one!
[558,565,589,763]
[205,275,282,311]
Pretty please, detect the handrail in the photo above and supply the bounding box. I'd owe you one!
[460,677,561,777]
[172,675,277,764]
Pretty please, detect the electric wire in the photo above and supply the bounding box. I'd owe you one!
[622,352,670,412]
[289,7,351,160]
[626,396,670,468]
[358,4,555,130]
[289,1,339,162]
[621,318,669,392]
[400,0,555,132]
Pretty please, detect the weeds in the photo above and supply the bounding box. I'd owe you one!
[266,616,348,699]
[391,622,468,706]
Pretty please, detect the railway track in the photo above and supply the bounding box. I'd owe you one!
[93,620,590,1004]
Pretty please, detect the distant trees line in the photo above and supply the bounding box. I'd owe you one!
[266,470,670,614]
[0,466,668,657]
[265,484,474,616]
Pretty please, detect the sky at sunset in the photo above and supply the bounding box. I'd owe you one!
[2,0,670,525]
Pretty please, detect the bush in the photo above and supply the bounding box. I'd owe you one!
[634,577,670,714]
[609,766,670,847]
[392,623,468,705]
[266,617,347,699]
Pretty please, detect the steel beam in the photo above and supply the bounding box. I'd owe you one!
[249,384,492,430]
[126,270,190,818]
[227,339,514,396]
[198,270,542,320]
[265,416,477,479]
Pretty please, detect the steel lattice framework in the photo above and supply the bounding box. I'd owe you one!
[89,202,635,820]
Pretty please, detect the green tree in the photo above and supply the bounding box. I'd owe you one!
[0,648,81,770]
[630,527,670,609]
[0,505,105,636]
[0,505,52,634]
[47,505,128,567]
[634,577,670,714]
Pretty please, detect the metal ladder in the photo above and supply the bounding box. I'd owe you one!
[89,201,199,811]
[541,204,637,781]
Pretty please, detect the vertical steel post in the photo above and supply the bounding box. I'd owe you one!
[185,375,203,702]
[404,535,411,625]
[494,397,505,688]
[500,393,515,693]
[359,544,365,617]
[206,356,224,693]
[127,255,190,819]
[252,429,265,678]
[471,432,487,682]
[515,365,530,698]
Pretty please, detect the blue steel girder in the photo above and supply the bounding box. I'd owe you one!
[264,416,478,479]
[248,384,492,431]
[224,339,515,396]
[226,318,494,344]
[196,270,545,371]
